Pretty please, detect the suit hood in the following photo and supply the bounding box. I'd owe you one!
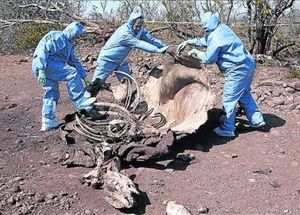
[127,8,144,34]
[200,12,220,33]
[63,22,85,39]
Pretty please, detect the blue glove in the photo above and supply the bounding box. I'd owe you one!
[38,70,46,87]
[188,49,205,61]
[176,39,195,52]
[156,46,169,53]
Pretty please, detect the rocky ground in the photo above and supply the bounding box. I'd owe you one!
[0,53,300,215]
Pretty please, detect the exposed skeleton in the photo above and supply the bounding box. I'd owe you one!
[60,45,215,209]
[73,70,167,146]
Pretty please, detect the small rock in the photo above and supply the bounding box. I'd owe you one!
[35,195,45,203]
[27,192,36,197]
[15,202,22,207]
[19,57,29,63]
[272,97,285,105]
[46,193,56,199]
[231,154,238,158]
[198,206,209,214]
[285,96,294,105]
[265,100,276,108]
[272,89,283,97]
[274,148,285,154]
[6,128,12,132]
[163,200,169,205]
[287,81,300,91]
[38,160,47,166]
[253,168,272,175]
[10,186,21,193]
[294,96,300,103]
[28,204,34,211]
[165,169,175,174]
[166,201,192,215]
[292,161,298,167]
[259,80,284,87]
[176,153,194,161]
[84,209,92,215]
[15,139,23,144]
[7,196,16,205]
[151,180,165,187]
[5,103,17,110]
[20,205,29,214]
[10,176,24,183]
[270,130,280,136]
[59,191,68,197]
[72,192,78,199]
[269,180,280,188]
[282,104,297,111]
[258,94,267,102]
[285,87,295,93]
[248,178,256,183]
[14,196,20,202]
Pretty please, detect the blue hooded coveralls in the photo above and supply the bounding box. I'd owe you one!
[32,22,87,122]
[191,12,264,133]
[93,9,166,81]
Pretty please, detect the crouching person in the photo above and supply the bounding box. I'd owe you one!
[32,22,96,131]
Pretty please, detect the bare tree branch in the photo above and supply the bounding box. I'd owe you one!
[272,41,296,56]
[0,19,60,29]
[12,3,57,12]
[226,0,234,25]
[149,26,170,34]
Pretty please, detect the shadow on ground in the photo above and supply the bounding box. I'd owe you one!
[235,113,286,134]
[176,109,286,152]
[126,109,286,172]
[119,187,151,215]
[102,111,286,214]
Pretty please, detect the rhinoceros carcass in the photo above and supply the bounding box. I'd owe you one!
[58,46,216,210]
[140,46,215,135]
[60,46,215,146]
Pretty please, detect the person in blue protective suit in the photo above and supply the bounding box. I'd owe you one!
[177,12,265,138]
[89,8,169,97]
[32,22,96,131]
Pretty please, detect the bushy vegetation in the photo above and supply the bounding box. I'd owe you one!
[288,69,300,78]
[16,23,63,51]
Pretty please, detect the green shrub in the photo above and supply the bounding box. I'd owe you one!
[16,22,63,50]
[288,69,300,79]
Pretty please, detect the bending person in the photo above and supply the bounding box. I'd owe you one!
[90,8,168,97]
[32,22,96,131]
[177,12,265,137]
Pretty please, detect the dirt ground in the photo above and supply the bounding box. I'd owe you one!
[0,54,300,215]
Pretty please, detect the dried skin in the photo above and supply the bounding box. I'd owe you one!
[141,47,215,134]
